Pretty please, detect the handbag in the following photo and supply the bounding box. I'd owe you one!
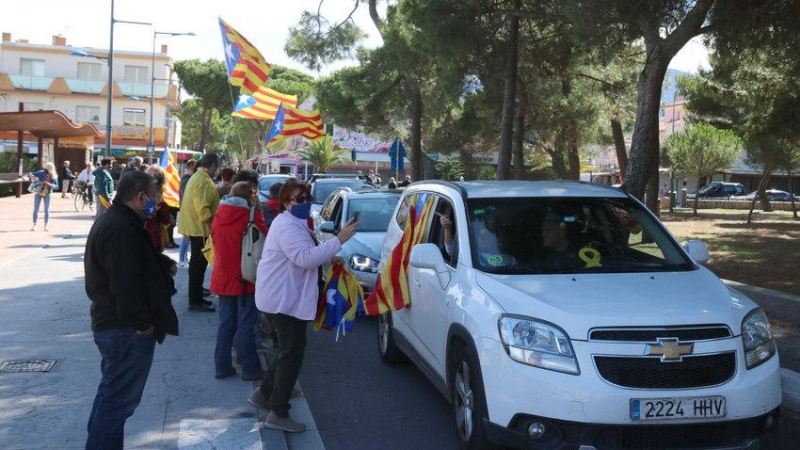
[240,206,264,283]
[27,173,44,194]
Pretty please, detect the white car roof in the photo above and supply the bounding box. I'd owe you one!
[408,180,629,200]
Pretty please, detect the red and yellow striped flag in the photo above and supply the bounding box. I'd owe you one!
[364,194,435,315]
[218,18,271,95]
[267,104,326,146]
[233,87,298,120]
[158,149,181,208]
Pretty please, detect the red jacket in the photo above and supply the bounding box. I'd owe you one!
[210,197,268,296]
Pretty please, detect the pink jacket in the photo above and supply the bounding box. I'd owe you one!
[255,211,341,320]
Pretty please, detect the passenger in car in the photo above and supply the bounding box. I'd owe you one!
[540,212,579,269]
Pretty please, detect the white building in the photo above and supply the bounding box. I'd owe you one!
[0,32,183,164]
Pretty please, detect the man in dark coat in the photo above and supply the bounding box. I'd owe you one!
[84,170,179,450]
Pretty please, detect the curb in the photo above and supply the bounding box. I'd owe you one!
[782,368,800,418]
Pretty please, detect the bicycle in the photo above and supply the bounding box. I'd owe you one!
[72,181,94,212]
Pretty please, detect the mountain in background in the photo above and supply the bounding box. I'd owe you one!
[661,68,691,104]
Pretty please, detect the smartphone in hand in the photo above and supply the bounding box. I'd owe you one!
[351,211,361,222]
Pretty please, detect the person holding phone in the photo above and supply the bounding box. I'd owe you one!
[250,179,358,433]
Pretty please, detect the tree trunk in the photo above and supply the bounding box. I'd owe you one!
[198,107,214,153]
[408,81,424,181]
[567,124,580,180]
[497,0,521,180]
[547,138,569,179]
[512,81,527,180]
[610,117,628,177]
[756,166,773,212]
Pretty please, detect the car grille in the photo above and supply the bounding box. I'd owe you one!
[590,326,735,389]
[594,353,735,389]
[593,417,768,449]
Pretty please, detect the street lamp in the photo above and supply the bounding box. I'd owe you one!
[148,31,194,163]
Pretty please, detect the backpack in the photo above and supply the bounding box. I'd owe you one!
[241,206,265,283]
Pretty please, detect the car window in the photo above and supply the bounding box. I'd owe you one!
[466,197,692,274]
[425,196,458,266]
[349,195,400,232]
[320,190,341,222]
[312,180,372,204]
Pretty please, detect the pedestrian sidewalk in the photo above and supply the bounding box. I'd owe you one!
[0,193,324,449]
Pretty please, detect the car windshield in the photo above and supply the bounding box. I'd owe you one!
[348,196,400,232]
[313,180,372,204]
[466,197,693,274]
[258,177,289,196]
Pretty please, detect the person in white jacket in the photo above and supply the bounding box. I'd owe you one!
[250,179,358,433]
[76,161,95,209]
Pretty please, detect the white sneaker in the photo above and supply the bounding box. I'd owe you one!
[30,224,36,231]
[177,261,189,268]
[44,226,49,232]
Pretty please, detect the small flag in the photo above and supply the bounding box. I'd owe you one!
[266,103,326,145]
[158,148,181,208]
[218,18,271,94]
[265,103,285,145]
[314,261,365,340]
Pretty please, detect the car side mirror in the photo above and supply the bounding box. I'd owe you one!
[320,221,337,235]
[409,243,451,289]
[684,239,710,265]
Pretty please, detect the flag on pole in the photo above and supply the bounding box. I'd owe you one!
[233,87,298,120]
[389,137,406,171]
[158,148,181,208]
[314,260,365,340]
[265,103,326,146]
[364,193,435,315]
[218,18,271,95]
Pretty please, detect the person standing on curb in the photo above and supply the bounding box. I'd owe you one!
[77,161,95,210]
[249,179,358,432]
[177,153,220,312]
[84,170,179,450]
[60,160,76,198]
[93,158,115,218]
[29,161,58,231]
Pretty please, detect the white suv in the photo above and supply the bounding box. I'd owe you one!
[376,180,781,450]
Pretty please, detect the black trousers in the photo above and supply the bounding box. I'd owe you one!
[258,313,307,418]
[188,236,208,305]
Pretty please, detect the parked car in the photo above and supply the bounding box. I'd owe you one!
[314,188,401,295]
[256,173,294,203]
[694,182,746,198]
[376,180,781,449]
[732,189,800,202]
[309,178,374,214]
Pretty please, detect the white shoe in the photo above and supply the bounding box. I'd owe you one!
[177,261,189,268]
[30,224,36,231]
[44,226,49,232]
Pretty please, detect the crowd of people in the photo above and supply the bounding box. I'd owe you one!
[78,155,360,448]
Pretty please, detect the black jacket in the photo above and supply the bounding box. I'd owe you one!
[84,198,179,343]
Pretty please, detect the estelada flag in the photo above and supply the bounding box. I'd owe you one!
[266,103,326,146]
[233,87,298,121]
[314,260,365,340]
[218,18,271,94]
[158,148,180,208]
[364,193,435,315]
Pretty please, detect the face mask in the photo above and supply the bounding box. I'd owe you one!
[290,202,312,220]
[143,194,157,218]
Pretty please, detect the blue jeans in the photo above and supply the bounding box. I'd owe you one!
[32,194,51,225]
[215,294,261,377]
[86,327,156,450]
[178,235,190,263]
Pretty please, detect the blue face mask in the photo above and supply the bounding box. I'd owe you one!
[143,194,157,218]
[290,202,312,220]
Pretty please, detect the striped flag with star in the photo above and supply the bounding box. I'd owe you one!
[158,148,181,208]
[233,87,298,120]
[218,17,271,95]
[364,193,435,315]
[266,103,326,145]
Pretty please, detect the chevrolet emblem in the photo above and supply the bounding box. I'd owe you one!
[645,338,694,362]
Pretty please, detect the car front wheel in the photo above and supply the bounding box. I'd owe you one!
[452,345,492,450]
[377,313,406,363]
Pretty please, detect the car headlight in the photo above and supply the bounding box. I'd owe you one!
[742,308,777,369]
[498,315,579,375]
[349,254,380,273]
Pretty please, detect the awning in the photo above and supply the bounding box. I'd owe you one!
[0,110,104,139]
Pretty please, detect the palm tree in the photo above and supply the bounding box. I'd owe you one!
[297,136,347,173]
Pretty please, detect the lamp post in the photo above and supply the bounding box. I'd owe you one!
[103,0,151,158]
[148,31,194,163]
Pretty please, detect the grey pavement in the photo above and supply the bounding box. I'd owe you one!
[0,193,799,448]
[0,194,324,449]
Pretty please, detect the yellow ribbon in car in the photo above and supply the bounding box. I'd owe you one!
[579,247,602,268]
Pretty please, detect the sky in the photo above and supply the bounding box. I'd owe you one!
[2,0,710,78]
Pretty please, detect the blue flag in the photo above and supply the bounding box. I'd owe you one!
[264,103,285,145]
[234,94,257,112]
[389,138,406,171]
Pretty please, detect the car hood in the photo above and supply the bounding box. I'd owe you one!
[475,266,756,340]
[341,231,385,260]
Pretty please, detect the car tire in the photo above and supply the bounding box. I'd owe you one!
[377,313,406,363]
[452,345,492,450]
